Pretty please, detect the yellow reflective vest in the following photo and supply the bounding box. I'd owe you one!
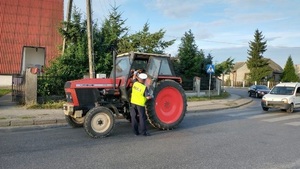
[131,82,147,106]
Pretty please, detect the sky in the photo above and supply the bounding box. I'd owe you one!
[64,0,300,68]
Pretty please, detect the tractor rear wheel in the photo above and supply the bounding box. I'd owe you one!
[146,80,187,130]
[84,107,115,138]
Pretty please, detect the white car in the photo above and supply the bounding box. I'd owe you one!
[261,82,300,113]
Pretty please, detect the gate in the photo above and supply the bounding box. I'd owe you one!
[12,74,25,104]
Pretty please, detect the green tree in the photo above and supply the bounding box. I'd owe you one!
[47,7,89,80]
[42,5,177,96]
[246,29,272,82]
[118,22,175,54]
[281,55,299,82]
[39,8,90,96]
[177,29,205,78]
[94,5,129,75]
[215,57,235,77]
[215,57,234,88]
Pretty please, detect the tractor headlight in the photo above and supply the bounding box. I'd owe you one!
[66,93,73,103]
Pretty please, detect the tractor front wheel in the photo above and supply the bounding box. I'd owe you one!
[65,115,84,128]
[146,80,187,130]
[84,107,115,138]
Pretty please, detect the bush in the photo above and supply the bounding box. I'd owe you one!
[37,75,69,97]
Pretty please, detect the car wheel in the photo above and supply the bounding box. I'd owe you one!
[286,104,294,113]
[248,92,252,97]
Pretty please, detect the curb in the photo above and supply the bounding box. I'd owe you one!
[187,98,253,113]
[0,118,67,127]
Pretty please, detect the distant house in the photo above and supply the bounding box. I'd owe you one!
[295,64,300,78]
[0,0,63,86]
[226,58,283,86]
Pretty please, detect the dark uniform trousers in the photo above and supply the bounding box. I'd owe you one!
[130,103,147,135]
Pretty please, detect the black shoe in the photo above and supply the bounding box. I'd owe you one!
[143,132,150,136]
[134,132,140,136]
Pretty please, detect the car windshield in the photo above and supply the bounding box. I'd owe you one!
[270,86,295,95]
[257,85,269,90]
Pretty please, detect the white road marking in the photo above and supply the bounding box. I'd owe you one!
[248,113,284,119]
[227,111,259,117]
[285,121,300,126]
[262,114,300,122]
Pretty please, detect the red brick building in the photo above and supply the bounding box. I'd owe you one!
[0,0,63,85]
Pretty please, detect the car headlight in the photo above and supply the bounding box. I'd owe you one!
[281,98,288,103]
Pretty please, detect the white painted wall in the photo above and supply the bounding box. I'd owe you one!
[21,47,45,74]
[0,75,12,87]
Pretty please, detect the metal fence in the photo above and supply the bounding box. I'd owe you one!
[182,77,216,91]
[229,80,280,89]
[11,74,25,104]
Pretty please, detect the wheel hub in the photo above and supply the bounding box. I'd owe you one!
[98,120,103,125]
[164,101,170,109]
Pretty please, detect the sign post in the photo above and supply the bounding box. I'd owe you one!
[206,64,215,98]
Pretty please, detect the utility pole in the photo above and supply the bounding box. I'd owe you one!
[62,0,73,54]
[86,0,94,78]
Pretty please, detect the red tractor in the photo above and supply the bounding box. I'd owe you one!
[63,52,187,138]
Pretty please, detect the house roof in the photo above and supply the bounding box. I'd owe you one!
[0,0,63,75]
[267,58,283,73]
[232,62,246,71]
[232,59,283,73]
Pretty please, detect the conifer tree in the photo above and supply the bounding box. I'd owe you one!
[178,30,204,78]
[281,55,299,82]
[246,29,272,82]
[94,5,129,75]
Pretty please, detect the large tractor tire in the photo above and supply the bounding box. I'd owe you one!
[65,115,84,128]
[146,80,187,130]
[84,107,115,138]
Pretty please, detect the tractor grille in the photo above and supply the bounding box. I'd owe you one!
[76,88,100,107]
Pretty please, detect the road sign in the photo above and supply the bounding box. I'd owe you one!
[206,64,215,74]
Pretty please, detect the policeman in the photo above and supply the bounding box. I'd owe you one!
[130,73,152,136]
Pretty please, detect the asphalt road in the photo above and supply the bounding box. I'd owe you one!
[1,88,300,169]
[225,87,249,98]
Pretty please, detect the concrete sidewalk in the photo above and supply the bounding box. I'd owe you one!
[0,93,252,127]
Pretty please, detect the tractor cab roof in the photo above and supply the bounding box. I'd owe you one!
[117,52,170,60]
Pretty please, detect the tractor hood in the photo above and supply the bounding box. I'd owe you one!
[64,78,122,89]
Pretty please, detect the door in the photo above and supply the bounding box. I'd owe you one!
[146,57,162,96]
[294,87,300,108]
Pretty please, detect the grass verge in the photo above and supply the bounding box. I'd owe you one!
[187,91,230,102]
[26,100,66,109]
[0,89,11,97]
